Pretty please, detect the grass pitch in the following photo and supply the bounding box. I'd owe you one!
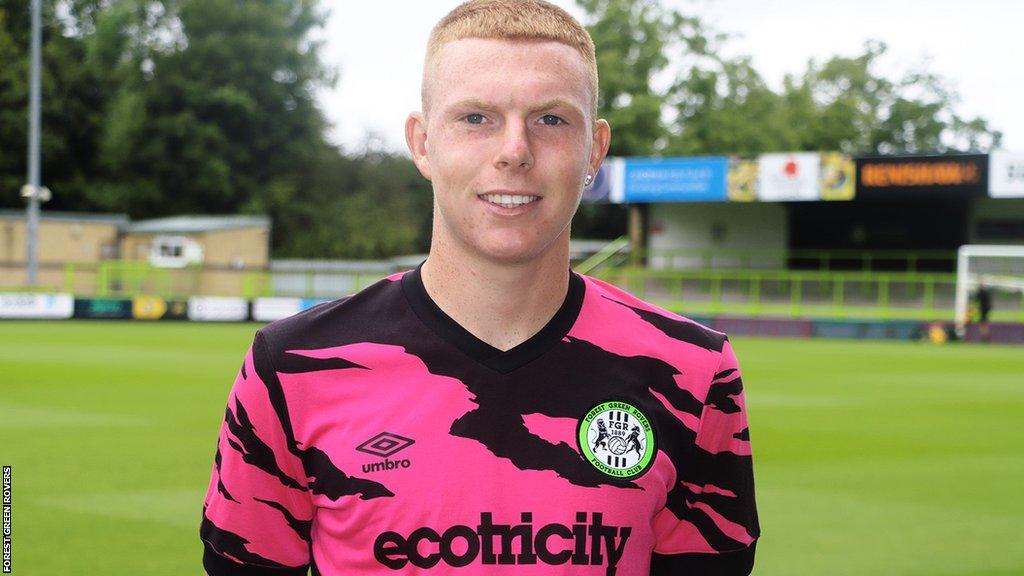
[0,321,1022,575]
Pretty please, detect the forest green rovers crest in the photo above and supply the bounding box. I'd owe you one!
[578,401,655,479]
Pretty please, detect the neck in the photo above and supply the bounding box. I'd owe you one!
[421,232,571,352]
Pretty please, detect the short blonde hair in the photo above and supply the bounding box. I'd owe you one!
[423,0,598,114]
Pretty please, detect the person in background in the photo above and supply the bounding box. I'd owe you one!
[974,281,993,342]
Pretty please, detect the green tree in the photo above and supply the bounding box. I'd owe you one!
[274,146,433,259]
[667,40,1002,155]
[0,5,26,201]
[575,1,1001,157]
[579,0,716,157]
[89,0,333,223]
[666,55,797,155]
[689,40,1002,154]
[0,1,108,211]
[787,41,1001,153]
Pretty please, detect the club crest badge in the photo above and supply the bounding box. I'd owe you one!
[577,401,655,479]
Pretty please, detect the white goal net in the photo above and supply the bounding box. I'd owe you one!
[954,245,1024,337]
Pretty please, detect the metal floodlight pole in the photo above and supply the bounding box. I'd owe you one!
[26,0,43,286]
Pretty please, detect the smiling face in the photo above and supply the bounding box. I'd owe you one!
[407,37,610,266]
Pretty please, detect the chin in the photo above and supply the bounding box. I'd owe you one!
[477,245,540,265]
[474,235,558,265]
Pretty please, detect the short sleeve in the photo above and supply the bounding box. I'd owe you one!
[651,337,760,576]
[200,331,313,575]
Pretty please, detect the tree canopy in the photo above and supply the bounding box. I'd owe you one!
[578,0,1001,157]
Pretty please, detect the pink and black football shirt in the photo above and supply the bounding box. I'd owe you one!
[201,267,759,575]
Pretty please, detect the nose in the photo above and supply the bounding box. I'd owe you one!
[493,120,534,171]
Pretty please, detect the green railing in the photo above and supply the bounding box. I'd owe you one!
[634,247,957,272]
[574,235,631,275]
[240,270,390,299]
[242,271,273,299]
[594,267,1024,322]
[96,261,201,298]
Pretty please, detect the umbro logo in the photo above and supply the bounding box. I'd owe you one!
[358,432,415,473]
[357,432,415,457]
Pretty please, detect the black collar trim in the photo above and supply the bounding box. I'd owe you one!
[401,264,585,374]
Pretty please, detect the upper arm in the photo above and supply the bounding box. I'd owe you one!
[651,338,759,575]
[200,332,313,575]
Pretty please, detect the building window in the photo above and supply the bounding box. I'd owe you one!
[160,243,183,258]
[149,235,203,268]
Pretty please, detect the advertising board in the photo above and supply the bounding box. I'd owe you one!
[757,153,821,201]
[0,293,74,319]
[74,298,132,319]
[856,154,987,199]
[187,296,249,322]
[252,298,303,322]
[621,157,728,203]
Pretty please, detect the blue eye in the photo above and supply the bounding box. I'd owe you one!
[465,113,485,124]
[540,115,564,126]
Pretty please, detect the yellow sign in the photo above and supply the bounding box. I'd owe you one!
[728,159,758,201]
[132,295,167,320]
[820,153,855,200]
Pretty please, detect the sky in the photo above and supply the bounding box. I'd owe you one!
[316,0,1023,154]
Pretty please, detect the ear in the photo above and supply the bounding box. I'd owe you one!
[405,112,432,181]
[588,118,611,176]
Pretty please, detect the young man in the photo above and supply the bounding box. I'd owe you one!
[200,2,759,575]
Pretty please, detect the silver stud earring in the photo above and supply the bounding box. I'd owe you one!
[584,173,594,186]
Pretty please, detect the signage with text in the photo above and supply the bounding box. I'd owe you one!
[0,293,73,319]
[621,157,728,203]
[74,298,132,319]
[856,154,987,199]
[253,297,302,322]
[187,297,249,322]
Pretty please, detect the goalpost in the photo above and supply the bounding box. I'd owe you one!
[954,244,1024,338]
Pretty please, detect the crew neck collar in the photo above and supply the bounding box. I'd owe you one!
[401,264,585,374]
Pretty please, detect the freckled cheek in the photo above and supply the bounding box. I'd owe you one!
[533,132,589,170]
[430,149,484,195]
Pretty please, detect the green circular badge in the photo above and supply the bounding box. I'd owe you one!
[578,401,656,479]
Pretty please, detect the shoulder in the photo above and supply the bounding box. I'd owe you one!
[577,273,728,355]
[256,271,409,355]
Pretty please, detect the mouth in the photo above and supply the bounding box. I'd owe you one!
[478,193,541,209]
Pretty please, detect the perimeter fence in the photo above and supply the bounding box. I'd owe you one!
[4,247,1023,322]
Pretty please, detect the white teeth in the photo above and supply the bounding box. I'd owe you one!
[481,194,539,208]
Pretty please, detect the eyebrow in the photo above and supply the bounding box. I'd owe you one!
[531,99,583,115]
[446,98,497,113]
[445,98,584,116]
